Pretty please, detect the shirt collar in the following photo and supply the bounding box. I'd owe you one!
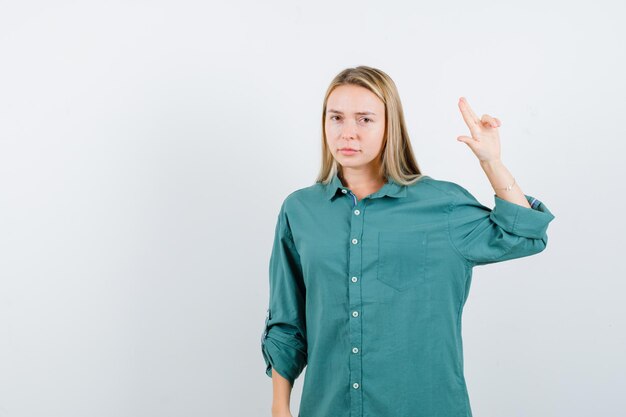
[324,172,407,200]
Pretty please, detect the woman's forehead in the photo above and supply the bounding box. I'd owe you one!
[327,86,384,113]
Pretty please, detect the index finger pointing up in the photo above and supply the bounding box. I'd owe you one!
[459,97,480,124]
[458,96,480,133]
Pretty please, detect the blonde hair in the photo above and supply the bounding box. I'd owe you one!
[316,65,425,186]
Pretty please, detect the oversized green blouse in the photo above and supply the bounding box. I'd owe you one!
[261,172,555,417]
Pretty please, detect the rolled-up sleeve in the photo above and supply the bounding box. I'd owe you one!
[448,185,556,267]
[261,201,307,386]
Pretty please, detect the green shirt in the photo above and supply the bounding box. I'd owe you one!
[261,172,555,417]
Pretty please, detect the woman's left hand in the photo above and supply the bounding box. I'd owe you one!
[456,96,502,163]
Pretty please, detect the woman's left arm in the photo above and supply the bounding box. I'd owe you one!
[480,159,531,208]
[456,96,537,208]
[448,97,556,267]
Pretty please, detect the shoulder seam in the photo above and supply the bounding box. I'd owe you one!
[421,178,461,198]
[278,203,295,242]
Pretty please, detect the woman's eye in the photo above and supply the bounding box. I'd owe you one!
[329,116,372,122]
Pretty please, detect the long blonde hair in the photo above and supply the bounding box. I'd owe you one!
[316,65,424,186]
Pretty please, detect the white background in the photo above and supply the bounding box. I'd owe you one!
[1,1,624,416]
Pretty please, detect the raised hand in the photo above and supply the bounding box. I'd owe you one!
[456,96,502,163]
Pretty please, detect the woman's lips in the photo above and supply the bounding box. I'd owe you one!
[339,149,359,155]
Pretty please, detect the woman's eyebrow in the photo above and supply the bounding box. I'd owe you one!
[327,109,376,116]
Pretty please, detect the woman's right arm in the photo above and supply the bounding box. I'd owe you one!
[271,369,293,416]
[261,199,308,416]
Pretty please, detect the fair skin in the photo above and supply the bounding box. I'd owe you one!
[271,86,532,416]
[324,84,388,201]
[271,369,294,417]
[456,96,531,208]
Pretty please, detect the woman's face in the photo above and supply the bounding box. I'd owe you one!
[325,84,386,171]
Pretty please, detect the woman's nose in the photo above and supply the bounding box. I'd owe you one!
[341,120,358,138]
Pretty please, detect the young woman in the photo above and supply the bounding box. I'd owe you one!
[261,66,555,417]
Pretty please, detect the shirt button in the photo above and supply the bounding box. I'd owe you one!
[354,209,360,215]
[352,347,359,353]
[353,382,360,389]
[351,238,358,244]
[341,189,347,194]
[351,276,358,283]
[352,311,359,317]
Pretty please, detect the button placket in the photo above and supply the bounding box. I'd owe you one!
[346,189,364,415]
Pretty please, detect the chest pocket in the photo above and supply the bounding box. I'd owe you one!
[377,230,428,291]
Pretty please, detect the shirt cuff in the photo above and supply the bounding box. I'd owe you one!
[489,194,556,239]
[261,330,307,386]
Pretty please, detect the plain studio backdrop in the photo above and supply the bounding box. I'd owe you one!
[0,1,624,416]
